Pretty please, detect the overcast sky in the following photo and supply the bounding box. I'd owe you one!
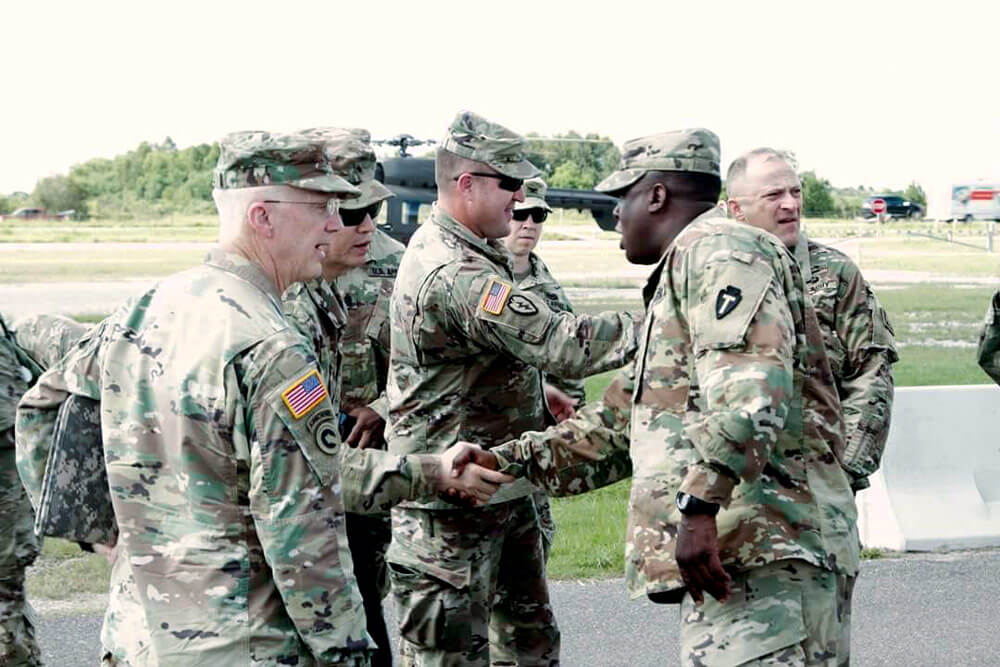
[3,0,998,212]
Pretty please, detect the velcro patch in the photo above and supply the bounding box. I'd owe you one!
[281,369,328,419]
[507,294,539,316]
[480,277,513,315]
[715,286,742,319]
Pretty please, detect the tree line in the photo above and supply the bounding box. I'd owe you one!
[0,136,925,220]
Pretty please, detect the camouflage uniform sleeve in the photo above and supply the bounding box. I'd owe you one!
[11,314,88,369]
[366,394,389,421]
[491,363,634,495]
[977,290,1000,385]
[677,246,795,506]
[835,266,898,491]
[546,377,587,407]
[15,319,106,510]
[452,270,641,379]
[244,338,440,518]
[539,282,589,404]
[240,339,443,659]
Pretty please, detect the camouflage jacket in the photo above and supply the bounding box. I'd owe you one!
[1,313,86,435]
[795,234,898,491]
[16,249,446,665]
[977,290,1000,385]
[516,253,587,405]
[493,212,860,599]
[334,229,403,419]
[387,205,641,509]
[1,314,43,435]
[282,277,348,414]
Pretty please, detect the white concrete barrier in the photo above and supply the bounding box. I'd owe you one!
[856,384,1000,551]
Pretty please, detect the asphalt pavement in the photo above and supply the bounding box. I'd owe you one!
[36,549,1000,666]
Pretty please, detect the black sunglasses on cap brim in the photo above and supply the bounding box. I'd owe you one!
[455,172,525,192]
[512,208,549,223]
[339,201,382,227]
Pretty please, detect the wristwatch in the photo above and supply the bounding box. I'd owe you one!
[675,491,720,517]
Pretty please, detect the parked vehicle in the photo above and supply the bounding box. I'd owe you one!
[861,195,924,220]
[5,207,49,220]
[951,183,1000,222]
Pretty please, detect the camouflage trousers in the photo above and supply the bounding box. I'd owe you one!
[488,490,555,666]
[389,497,559,667]
[347,511,393,667]
[0,435,42,666]
[680,559,855,667]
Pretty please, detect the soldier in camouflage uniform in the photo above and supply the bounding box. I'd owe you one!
[487,129,861,666]
[502,177,586,409]
[977,290,1000,384]
[726,148,898,493]
[16,131,512,667]
[386,111,641,667]
[283,126,401,667]
[489,177,597,665]
[1,313,86,666]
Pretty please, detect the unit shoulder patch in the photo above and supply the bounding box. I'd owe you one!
[281,369,328,419]
[715,285,743,319]
[507,294,539,316]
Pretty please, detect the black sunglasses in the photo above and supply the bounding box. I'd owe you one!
[512,208,549,223]
[455,172,524,192]
[339,200,382,227]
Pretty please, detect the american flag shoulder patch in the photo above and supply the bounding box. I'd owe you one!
[281,369,328,419]
[480,277,513,315]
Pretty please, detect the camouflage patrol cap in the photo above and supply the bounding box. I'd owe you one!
[595,128,720,195]
[514,177,553,212]
[214,130,361,196]
[440,110,541,180]
[301,127,394,209]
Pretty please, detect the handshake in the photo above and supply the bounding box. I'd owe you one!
[435,442,516,507]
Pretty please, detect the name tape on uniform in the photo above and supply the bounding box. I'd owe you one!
[282,369,328,419]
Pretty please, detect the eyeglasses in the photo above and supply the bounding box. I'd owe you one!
[455,172,524,192]
[339,201,383,227]
[263,198,340,215]
[512,208,549,223]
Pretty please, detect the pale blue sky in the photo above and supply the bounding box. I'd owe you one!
[3,0,997,215]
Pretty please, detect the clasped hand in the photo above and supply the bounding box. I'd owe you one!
[437,442,514,506]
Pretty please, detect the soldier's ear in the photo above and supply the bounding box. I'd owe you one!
[455,172,475,195]
[648,182,669,214]
[247,201,274,238]
[727,198,744,221]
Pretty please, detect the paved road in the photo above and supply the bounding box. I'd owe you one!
[36,550,1000,665]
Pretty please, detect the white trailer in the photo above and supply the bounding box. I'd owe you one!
[951,182,1000,221]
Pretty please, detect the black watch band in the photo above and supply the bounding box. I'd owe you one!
[675,491,720,517]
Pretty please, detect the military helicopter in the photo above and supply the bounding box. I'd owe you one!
[372,134,620,245]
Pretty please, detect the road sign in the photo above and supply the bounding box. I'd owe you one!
[872,198,887,215]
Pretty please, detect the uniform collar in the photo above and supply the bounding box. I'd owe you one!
[792,230,812,281]
[309,278,348,329]
[642,208,720,307]
[431,205,515,274]
[365,228,396,265]
[204,247,282,303]
[516,252,546,287]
